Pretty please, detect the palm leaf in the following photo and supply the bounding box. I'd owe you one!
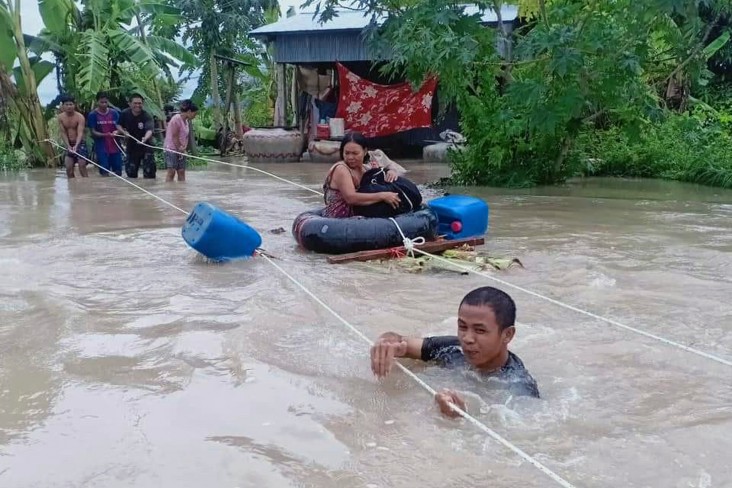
[77,29,109,98]
[703,31,731,60]
[12,58,55,96]
[146,35,198,66]
[38,0,75,37]
[24,31,64,56]
[0,21,15,71]
[109,29,157,69]
[119,1,182,19]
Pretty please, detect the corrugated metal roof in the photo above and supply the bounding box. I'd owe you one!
[250,4,518,37]
[273,33,375,63]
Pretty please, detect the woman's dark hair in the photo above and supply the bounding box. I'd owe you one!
[179,99,198,112]
[339,131,369,161]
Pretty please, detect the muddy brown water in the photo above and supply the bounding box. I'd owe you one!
[1,162,731,488]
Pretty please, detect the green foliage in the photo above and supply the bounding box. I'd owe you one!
[241,73,273,127]
[28,0,194,113]
[152,149,208,169]
[113,63,183,114]
[0,138,30,171]
[170,1,276,94]
[191,108,218,142]
[574,109,732,189]
[311,0,732,188]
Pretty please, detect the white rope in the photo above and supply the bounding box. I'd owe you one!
[112,137,127,158]
[389,216,426,257]
[45,140,189,215]
[117,134,324,196]
[38,151,578,487]
[410,247,732,367]
[259,253,577,488]
[104,136,732,367]
[387,209,732,367]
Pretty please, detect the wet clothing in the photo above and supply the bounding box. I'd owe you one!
[118,108,155,178]
[421,336,540,398]
[88,109,120,155]
[65,141,88,163]
[118,108,154,156]
[322,160,396,218]
[88,108,121,176]
[97,151,123,176]
[125,152,156,179]
[164,114,189,152]
[322,163,355,218]
[164,151,186,170]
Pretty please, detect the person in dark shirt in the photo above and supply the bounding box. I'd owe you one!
[115,93,155,178]
[370,286,539,418]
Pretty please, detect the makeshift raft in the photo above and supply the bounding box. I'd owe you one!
[327,236,484,264]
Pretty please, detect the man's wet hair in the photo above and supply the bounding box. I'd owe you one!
[60,94,75,104]
[459,286,516,330]
[129,92,144,102]
[96,91,109,100]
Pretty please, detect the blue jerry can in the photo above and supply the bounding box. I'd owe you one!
[182,202,262,261]
[427,195,489,240]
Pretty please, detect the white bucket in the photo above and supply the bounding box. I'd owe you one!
[329,118,345,138]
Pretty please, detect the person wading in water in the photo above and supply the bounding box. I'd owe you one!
[57,95,88,178]
[116,93,155,178]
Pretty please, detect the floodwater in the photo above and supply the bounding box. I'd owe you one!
[0,161,730,488]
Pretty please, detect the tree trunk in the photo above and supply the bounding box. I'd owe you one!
[9,0,55,167]
[233,91,243,137]
[209,51,223,129]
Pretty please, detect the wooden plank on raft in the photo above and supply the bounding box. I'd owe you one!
[327,237,485,264]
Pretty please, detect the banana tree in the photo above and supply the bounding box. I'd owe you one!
[29,0,196,116]
[0,0,56,166]
[171,0,278,129]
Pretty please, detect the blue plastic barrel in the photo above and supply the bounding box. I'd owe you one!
[427,195,489,240]
[182,202,262,261]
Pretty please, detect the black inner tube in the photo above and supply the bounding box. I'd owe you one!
[293,207,438,254]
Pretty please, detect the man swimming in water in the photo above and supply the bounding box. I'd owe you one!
[57,95,88,178]
[370,286,539,418]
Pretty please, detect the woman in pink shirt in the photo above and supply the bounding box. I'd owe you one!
[163,100,198,182]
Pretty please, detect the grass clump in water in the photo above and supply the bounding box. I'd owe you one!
[0,140,30,171]
[573,111,732,189]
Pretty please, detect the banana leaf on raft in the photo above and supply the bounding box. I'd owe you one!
[379,246,524,275]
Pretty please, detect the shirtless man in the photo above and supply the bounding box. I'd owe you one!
[58,95,88,178]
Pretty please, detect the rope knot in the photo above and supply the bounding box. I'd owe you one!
[390,217,425,257]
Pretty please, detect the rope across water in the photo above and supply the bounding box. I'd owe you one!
[46,138,579,487]
[102,135,732,369]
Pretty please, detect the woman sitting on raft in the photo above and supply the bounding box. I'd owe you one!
[322,132,405,218]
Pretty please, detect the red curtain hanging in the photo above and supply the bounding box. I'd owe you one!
[334,63,437,138]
